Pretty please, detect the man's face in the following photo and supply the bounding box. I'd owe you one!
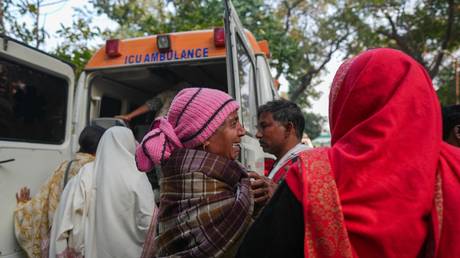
[447,125,460,147]
[256,112,286,157]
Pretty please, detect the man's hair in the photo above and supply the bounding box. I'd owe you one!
[78,125,106,154]
[257,99,305,139]
[442,105,460,140]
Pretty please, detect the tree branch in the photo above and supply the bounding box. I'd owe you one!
[428,0,455,78]
[379,13,425,65]
[384,13,411,55]
[35,0,40,48]
[282,0,302,33]
[0,0,4,34]
[289,32,350,102]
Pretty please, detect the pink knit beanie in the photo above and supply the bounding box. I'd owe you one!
[135,87,240,171]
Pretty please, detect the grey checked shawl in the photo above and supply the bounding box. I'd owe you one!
[156,149,254,258]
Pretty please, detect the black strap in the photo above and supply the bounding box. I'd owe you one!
[63,159,76,190]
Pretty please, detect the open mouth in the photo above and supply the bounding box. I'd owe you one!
[232,143,241,154]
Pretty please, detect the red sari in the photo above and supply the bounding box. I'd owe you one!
[285,48,460,258]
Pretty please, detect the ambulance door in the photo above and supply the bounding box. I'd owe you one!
[71,71,91,154]
[0,36,75,257]
[224,0,265,173]
[256,55,278,105]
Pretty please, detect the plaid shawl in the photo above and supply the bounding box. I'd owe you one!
[156,149,254,258]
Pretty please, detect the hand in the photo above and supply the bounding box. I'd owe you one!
[248,172,269,204]
[115,114,131,122]
[16,187,31,204]
[247,172,278,214]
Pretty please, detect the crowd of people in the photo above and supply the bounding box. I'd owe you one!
[13,48,460,258]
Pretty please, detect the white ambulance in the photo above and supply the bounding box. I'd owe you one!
[0,0,277,256]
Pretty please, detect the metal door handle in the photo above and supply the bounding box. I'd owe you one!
[0,158,15,164]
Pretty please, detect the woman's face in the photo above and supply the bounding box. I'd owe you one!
[206,111,246,160]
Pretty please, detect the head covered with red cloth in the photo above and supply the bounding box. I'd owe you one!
[286,48,460,258]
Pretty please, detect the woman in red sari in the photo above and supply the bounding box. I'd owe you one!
[237,48,460,258]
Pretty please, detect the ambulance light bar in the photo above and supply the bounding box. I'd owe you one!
[214,27,225,48]
[105,39,121,58]
[157,35,171,53]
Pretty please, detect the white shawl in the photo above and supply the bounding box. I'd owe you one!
[49,127,156,258]
[267,143,311,179]
[49,162,94,257]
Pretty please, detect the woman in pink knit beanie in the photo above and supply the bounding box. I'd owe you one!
[136,87,254,258]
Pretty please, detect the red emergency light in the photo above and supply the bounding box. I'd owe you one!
[214,27,225,48]
[105,39,121,58]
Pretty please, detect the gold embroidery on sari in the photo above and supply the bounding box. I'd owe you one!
[300,149,354,258]
[14,153,94,258]
[329,58,354,109]
[434,169,443,241]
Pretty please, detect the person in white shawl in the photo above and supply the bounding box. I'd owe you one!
[49,126,156,258]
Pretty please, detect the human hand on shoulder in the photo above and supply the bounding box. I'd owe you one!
[16,187,31,204]
[247,172,277,215]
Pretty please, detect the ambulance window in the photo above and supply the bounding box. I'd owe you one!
[257,56,275,104]
[236,35,257,135]
[100,96,121,117]
[0,58,68,144]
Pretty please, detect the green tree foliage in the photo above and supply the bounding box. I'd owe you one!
[89,0,347,109]
[342,0,459,79]
[436,60,458,105]
[53,7,110,77]
[3,0,459,127]
[303,111,326,139]
[91,0,171,38]
[275,1,352,105]
[337,0,460,105]
[2,0,48,48]
[1,1,110,77]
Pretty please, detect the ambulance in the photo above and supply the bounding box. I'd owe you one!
[0,0,277,256]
